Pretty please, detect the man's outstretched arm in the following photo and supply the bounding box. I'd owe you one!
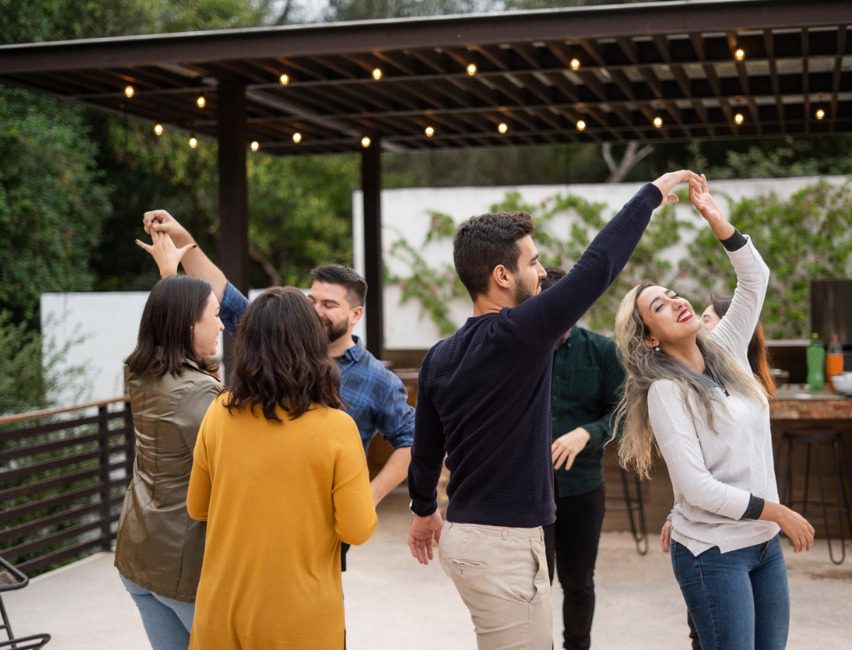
[142,210,228,301]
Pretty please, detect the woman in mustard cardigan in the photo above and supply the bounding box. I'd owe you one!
[187,286,377,650]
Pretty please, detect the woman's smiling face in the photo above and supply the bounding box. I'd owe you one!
[636,285,701,348]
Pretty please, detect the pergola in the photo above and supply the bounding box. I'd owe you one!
[1,0,850,356]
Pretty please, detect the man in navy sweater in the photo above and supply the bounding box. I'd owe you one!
[407,171,698,649]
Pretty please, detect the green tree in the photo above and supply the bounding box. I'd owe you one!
[0,89,111,324]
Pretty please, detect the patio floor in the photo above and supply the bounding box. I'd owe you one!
[5,489,852,649]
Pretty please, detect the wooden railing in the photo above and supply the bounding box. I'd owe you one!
[0,397,133,575]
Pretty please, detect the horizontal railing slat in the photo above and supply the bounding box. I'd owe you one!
[0,460,126,502]
[0,477,127,525]
[0,442,129,483]
[15,538,110,576]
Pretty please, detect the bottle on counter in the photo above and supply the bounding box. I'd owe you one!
[826,333,844,390]
[806,332,825,391]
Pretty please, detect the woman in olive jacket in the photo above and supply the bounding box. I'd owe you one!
[115,273,223,650]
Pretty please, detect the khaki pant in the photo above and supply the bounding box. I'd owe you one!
[439,522,552,650]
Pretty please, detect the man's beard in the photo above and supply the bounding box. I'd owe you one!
[513,279,539,306]
[323,317,349,343]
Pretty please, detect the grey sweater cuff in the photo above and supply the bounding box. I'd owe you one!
[740,494,765,520]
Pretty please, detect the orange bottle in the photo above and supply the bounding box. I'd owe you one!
[826,333,844,391]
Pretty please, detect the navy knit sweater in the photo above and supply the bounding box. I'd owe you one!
[408,183,663,527]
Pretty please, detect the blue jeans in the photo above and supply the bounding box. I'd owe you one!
[671,535,789,650]
[119,574,195,650]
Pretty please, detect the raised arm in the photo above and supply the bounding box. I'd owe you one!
[689,175,770,362]
[511,170,699,346]
[142,210,228,300]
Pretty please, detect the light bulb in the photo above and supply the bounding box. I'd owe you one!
[734,112,744,125]
[569,58,581,72]
[653,116,663,129]
[576,119,586,132]
[124,85,135,98]
[250,141,259,152]
[196,95,206,109]
[153,123,164,136]
[466,63,477,76]
[424,126,435,138]
[372,67,383,81]
[361,136,371,148]
[189,135,198,149]
[279,73,290,86]
[497,122,508,134]
[734,48,745,62]
[292,132,302,144]
[815,108,826,121]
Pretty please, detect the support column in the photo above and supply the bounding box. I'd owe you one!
[217,79,248,377]
[361,138,383,357]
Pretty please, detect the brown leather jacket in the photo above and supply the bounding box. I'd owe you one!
[115,359,222,601]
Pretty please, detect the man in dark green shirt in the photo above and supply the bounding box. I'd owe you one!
[543,267,626,650]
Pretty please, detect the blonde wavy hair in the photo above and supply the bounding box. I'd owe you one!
[614,282,767,479]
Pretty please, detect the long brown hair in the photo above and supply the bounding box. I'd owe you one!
[711,297,776,398]
[224,286,341,421]
[125,276,216,377]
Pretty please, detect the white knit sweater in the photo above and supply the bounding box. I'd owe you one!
[649,237,780,555]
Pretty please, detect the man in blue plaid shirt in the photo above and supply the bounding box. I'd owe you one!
[139,210,414,512]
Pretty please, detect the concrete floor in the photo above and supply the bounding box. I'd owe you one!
[5,489,852,649]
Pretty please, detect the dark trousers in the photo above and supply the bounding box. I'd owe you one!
[543,483,606,650]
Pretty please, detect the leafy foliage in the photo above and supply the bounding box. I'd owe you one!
[387,181,852,339]
[681,181,852,339]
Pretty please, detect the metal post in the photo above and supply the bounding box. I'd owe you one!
[217,78,249,377]
[361,137,383,357]
[97,405,112,550]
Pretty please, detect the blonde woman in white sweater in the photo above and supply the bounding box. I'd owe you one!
[614,175,814,650]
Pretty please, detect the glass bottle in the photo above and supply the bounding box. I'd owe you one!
[826,333,844,391]
[806,332,825,391]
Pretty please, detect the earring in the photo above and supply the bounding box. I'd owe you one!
[654,345,661,353]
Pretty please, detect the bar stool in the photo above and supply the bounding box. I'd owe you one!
[777,428,852,564]
[606,467,648,555]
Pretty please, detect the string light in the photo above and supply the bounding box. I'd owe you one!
[466,63,478,76]
[424,125,435,138]
[497,122,508,134]
[734,47,746,62]
[361,136,372,148]
[250,141,260,152]
[292,132,302,144]
[153,123,164,137]
[733,112,745,125]
[279,73,290,86]
[576,119,586,132]
[371,67,383,81]
[196,95,207,109]
[815,108,826,121]
[189,135,198,149]
[124,85,135,98]
[653,116,664,129]
[569,58,581,71]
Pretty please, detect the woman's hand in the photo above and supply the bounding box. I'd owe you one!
[135,230,196,278]
[659,519,673,553]
[689,174,735,240]
[760,502,815,553]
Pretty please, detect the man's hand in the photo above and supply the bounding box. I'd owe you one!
[651,170,701,206]
[551,427,591,471]
[143,209,194,247]
[659,519,672,553]
[134,230,196,278]
[408,510,443,565]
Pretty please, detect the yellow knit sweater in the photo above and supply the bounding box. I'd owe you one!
[187,395,377,649]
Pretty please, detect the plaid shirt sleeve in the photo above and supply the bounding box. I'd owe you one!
[220,281,250,337]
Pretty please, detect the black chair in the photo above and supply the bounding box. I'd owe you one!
[778,428,852,564]
[0,556,51,649]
